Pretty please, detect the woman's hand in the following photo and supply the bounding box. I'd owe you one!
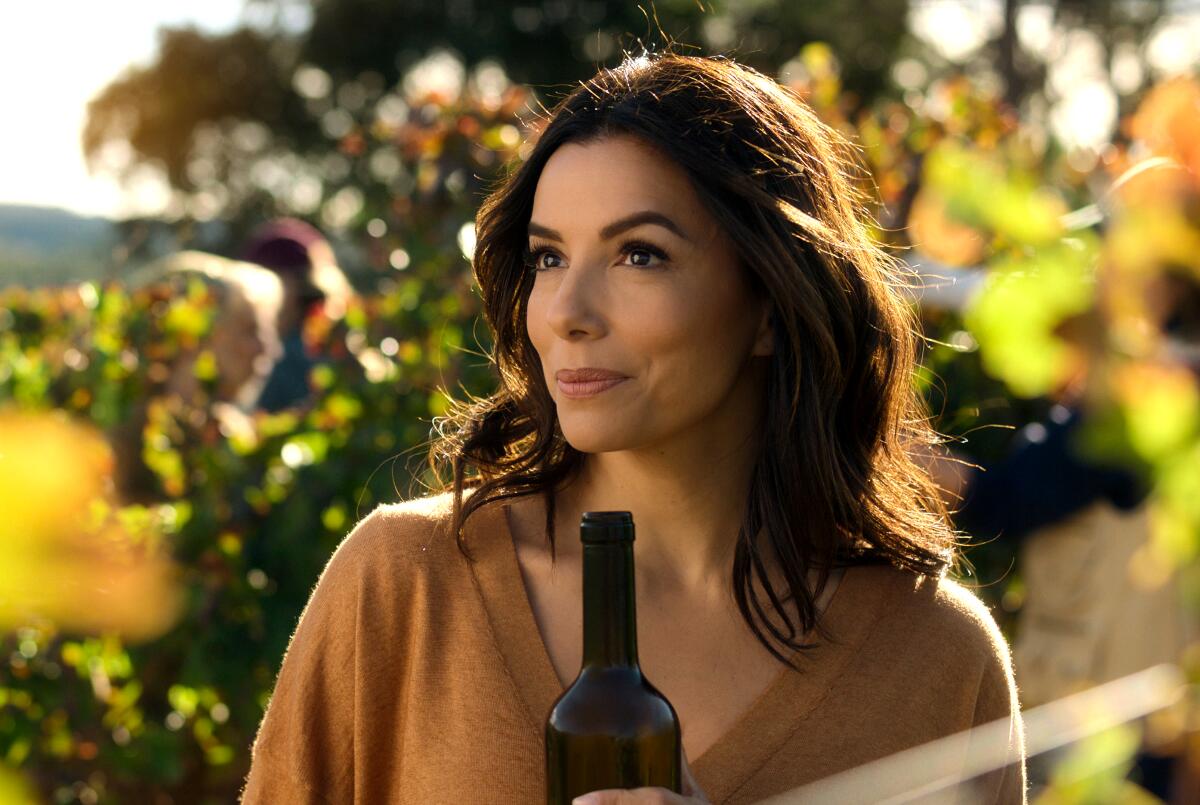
[571,747,709,804]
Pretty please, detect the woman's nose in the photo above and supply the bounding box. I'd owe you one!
[545,262,607,341]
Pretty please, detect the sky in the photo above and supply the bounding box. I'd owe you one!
[0,1,248,218]
[1,1,1198,220]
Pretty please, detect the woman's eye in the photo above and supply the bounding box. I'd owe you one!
[524,241,667,271]
[622,242,667,268]
[525,248,563,271]
[626,249,655,267]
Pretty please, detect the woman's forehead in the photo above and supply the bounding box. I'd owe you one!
[540,135,677,181]
[531,137,705,231]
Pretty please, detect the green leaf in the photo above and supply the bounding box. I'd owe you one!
[925,142,1064,246]
[966,239,1097,397]
[167,684,199,718]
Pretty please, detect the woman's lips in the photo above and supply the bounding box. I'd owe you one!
[555,369,628,399]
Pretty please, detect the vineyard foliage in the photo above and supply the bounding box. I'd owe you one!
[1,47,1198,804]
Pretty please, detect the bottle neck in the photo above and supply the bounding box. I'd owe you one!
[581,541,639,669]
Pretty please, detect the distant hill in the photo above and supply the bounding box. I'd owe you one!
[0,204,113,252]
[0,204,117,287]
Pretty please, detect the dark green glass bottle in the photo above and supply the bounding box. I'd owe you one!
[545,511,681,804]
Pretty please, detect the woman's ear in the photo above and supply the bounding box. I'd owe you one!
[752,303,774,357]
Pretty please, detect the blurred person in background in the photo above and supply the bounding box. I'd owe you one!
[238,218,356,412]
[111,253,284,501]
[154,253,285,411]
[925,266,1200,801]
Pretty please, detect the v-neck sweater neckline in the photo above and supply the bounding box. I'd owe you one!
[467,499,893,803]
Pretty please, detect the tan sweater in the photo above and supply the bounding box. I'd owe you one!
[242,494,1026,804]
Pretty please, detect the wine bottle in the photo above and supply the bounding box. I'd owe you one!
[545,511,681,803]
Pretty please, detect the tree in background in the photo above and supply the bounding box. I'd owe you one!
[82,0,911,235]
[994,0,1169,112]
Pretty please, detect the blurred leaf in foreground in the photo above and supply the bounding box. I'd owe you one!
[0,767,38,805]
[1125,76,1200,182]
[1111,363,1200,463]
[1038,723,1151,804]
[0,409,183,640]
[906,187,988,267]
[966,238,1099,398]
[924,141,1067,248]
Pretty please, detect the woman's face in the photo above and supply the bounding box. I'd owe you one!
[525,135,773,455]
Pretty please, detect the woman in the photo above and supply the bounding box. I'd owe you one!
[242,54,1025,804]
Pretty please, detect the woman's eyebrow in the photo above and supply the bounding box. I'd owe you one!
[527,211,691,243]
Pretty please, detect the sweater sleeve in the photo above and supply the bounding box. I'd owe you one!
[966,648,1027,804]
[952,591,1027,805]
[241,512,382,804]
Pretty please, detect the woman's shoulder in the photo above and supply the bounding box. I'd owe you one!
[356,490,459,536]
[855,563,1012,669]
[319,491,468,582]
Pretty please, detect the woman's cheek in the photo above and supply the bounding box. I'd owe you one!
[524,287,552,355]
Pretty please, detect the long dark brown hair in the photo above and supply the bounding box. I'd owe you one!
[430,53,956,666]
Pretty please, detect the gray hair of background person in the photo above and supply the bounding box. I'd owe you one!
[133,250,286,410]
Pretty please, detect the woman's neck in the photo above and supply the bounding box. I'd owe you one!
[553,427,761,596]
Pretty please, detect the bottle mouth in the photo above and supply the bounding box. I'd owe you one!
[580,511,635,544]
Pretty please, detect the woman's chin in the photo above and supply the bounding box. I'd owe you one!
[561,435,621,455]
[558,424,640,455]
